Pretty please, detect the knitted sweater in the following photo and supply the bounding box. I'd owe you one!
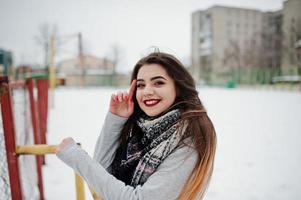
[57,112,198,200]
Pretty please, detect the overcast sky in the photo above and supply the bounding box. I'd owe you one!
[0,0,283,72]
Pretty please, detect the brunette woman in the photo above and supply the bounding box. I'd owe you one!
[56,51,216,200]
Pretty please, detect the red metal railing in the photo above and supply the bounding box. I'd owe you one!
[1,75,96,200]
[0,76,49,200]
[26,78,44,199]
[0,76,23,200]
[37,79,49,148]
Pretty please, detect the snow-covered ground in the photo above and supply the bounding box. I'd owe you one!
[43,87,301,200]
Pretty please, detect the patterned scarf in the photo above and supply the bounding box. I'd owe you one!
[110,109,183,187]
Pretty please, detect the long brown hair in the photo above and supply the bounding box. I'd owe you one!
[122,51,216,199]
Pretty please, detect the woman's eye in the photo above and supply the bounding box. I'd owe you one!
[154,81,165,86]
[137,84,145,88]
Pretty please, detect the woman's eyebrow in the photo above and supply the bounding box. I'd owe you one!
[150,76,167,81]
[137,76,167,82]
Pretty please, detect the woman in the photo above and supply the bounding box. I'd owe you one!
[56,51,216,200]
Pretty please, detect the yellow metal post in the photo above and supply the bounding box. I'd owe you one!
[49,35,56,108]
[88,187,102,200]
[49,35,56,90]
[75,173,85,200]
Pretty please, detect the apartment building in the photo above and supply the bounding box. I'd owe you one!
[262,10,282,70]
[192,0,301,84]
[281,0,301,69]
[192,6,264,83]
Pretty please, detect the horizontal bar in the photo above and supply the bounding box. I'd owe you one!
[16,144,103,200]
[10,80,26,89]
[16,145,58,155]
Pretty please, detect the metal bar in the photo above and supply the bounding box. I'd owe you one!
[36,78,48,144]
[1,76,95,200]
[27,79,42,145]
[0,76,23,200]
[75,173,85,200]
[16,145,58,155]
[26,78,45,200]
[36,78,49,164]
[16,143,102,200]
[88,187,102,200]
[10,80,26,89]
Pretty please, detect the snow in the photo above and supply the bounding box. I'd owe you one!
[43,87,301,200]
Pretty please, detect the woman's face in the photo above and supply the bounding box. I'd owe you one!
[136,64,177,117]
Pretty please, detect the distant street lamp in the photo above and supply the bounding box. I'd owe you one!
[295,39,301,91]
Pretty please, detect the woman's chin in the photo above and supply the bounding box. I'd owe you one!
[143,109,162,117]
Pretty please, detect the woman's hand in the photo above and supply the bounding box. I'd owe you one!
[55,137,75,154]
[109,80,136,118]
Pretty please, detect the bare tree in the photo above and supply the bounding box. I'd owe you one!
[34,23,59,68]
[223,39,243,83]
[108,44,125,74]
[223,36,267,83]
[223,39,242,69]
[106,44,126,86]
[280,15,301,73]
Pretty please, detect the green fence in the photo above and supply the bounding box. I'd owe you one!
[199,66,301,90]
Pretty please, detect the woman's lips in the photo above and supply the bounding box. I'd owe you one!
[143,99,161,107]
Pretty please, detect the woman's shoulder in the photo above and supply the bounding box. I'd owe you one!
[174,135,198,159]
[177,136,196,152]
[157,137,198,173]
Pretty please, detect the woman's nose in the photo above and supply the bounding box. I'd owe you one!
[143,85,154,96]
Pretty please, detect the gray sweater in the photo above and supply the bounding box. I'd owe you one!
[57,112,198,200]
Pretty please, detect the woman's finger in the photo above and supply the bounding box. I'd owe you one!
[128,80,136,102]
[111,94,117,102]
[122,92,128,101]
[128,99,134,112]
[111,94,115,101]
[123,92,129,101]
[62,137,74,144]
[117,92,123,102]
[55,137,74,154]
